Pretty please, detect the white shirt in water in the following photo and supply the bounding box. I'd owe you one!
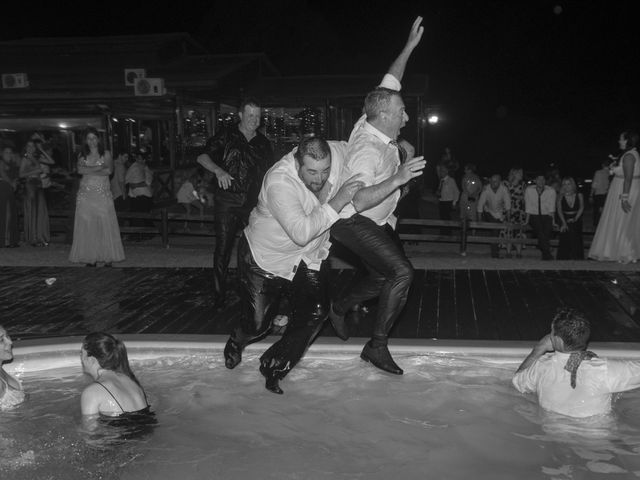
[512,351,640,418]
[0,375,25,410]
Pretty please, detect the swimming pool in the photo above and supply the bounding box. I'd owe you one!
[3,335,640,479]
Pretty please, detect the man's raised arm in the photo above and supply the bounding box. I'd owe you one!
[386,16,424,86]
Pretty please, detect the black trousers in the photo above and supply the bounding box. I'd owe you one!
[0,181,18,246]
[232,235,328,380]
[481,211,502,258]
[330,214,414,344]
[213,190,250,299]
[529,214,553,259]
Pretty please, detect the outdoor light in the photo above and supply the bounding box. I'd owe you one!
[58,123,67,129]
[427,114,439,125]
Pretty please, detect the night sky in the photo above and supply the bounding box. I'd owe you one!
[3,0,639,176]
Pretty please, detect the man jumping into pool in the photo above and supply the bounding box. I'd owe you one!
[223,137,364,394]
[328,16,426,375]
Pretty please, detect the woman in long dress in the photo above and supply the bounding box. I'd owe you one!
[19,140,50,246]
[588,129,640,263]
[69,128,125,266]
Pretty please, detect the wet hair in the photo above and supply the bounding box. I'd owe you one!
[621,129,640,151]
[239,97,261,112]
[82,332,141,386]
[551,308,591,351]
[364,87,401,122]
[293,136,331,167]
[81,127,105,157]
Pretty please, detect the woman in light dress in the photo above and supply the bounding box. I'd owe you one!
[19,140,50,246]
[0,325,25,409]
[69,128,125,266]
[588,129,640,263]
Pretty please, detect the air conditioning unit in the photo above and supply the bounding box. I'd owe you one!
[2,73,29,89]
[124,68,146,86]
[134,77,165,96]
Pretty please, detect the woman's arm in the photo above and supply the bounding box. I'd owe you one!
[621,153,635,213]
[19,157,41,178]
[556,194,567,230]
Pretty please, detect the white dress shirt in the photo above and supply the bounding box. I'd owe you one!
[339,74,403,227]
[245,141,349,280]
[477,184,511,220]
[513,352,640,417]
[524,185,556,216]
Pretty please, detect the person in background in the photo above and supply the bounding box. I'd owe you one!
[513,308,640,418]
[556,177,584,260]
[110,149,129,212]
[589,159,611,228]
[19,139,50,247]
[503,167,526,258]
[197,98,274,308]
[176,170,206,229]
[477,174,511,258]
[459,163,482,222]
[588,129,640,263]
[524,174,556,260]
[80,332,150,416]
[69,128,125,267]
[0,325,25,409]
[0,146,19,247]
[437,163,459,227]
[125,148,154,235]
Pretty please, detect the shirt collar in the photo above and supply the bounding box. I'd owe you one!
[363,121,393,146]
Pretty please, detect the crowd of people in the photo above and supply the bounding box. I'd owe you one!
[434,129,640,263]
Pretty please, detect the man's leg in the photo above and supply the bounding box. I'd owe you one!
[331,215,413,374]
[539,215,553,260]
[224,235,283,369]
[259,261,329,394]
[481,212,501,258]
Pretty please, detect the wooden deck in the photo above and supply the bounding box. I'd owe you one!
[1,267,639,343]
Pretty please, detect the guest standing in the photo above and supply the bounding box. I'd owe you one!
[556,177,584,260]
[588,129,640,263]
[110,149,129,212]
[125,149,154,232]
[0,146,19,247]
[504,167,526,258]
[69,128,125,266]
[525,174,556,260]
[477,174,511,258]
[589,159,611,228]
[19,140,50,246]
[459,163,482,222]
[197,98,274,307]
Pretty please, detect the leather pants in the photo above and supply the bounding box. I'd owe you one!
[330,215,413,344]
[213,191,249,299]
[232,235,328,380]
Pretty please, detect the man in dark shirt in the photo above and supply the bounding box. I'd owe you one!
[197,98,273,306]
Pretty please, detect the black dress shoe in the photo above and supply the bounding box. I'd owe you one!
[224,338,243,369]
[328,303,350,341]
[259,363,284,394]
[360,341,403,375]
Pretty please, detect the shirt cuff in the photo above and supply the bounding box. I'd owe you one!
[322,202,340,225]
[378,74,401,91]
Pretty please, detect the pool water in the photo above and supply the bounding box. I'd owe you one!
[3,346,640,479]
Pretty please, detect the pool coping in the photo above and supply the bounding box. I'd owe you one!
[10,334,640,363]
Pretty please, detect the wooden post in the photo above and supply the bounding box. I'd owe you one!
[161,207,169,248]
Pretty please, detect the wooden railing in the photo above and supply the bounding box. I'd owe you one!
[48,208,594,254]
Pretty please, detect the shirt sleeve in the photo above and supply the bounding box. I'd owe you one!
[605,359,640,393]
[378,74,402,91]
[512,362,541,393]
[477,189,487,213]
[266,177,339,247]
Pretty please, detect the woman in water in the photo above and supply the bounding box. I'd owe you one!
[80,332,149,416]
[0,325,25,409]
